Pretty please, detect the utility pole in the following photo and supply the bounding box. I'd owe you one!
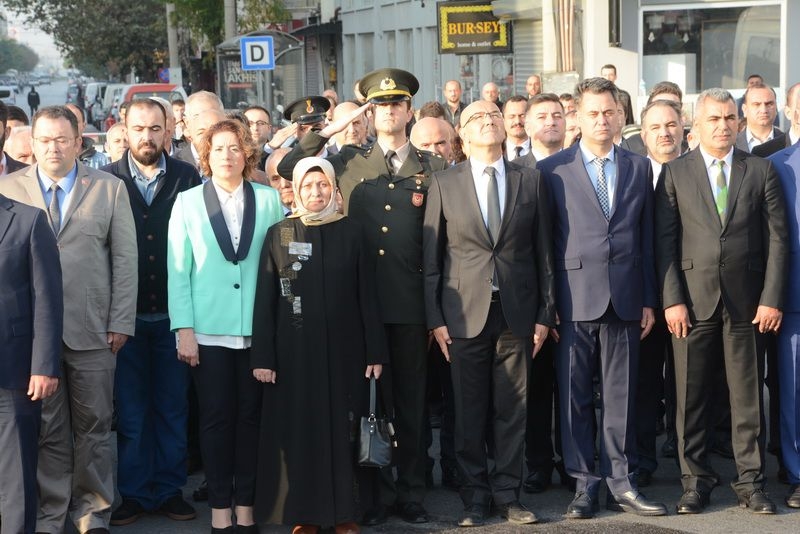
[166,3,183,89]
[224,0,237,40]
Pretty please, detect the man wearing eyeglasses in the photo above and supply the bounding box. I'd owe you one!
[0,105,138,534]
[423,100,555,527]
[244,105,272,170]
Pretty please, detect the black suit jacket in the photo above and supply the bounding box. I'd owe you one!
[101,151,201,314]
[752,132,797,158]
[3,152,28,174]
[735,127,784,153]
[655,148,788,321]
[0,194,63,389]
[423,159,555,338]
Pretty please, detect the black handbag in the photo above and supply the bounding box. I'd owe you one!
[358,376,396,467]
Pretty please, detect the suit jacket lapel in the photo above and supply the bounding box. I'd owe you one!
[460,162,493,247]
[21,166,47,211]
[202,180,237,262]
[0,196,12,244]
[566,147,608,221]
[610,148,630,220]
[60,163,91,232]
[397,149,423,181]
[497,162,520,243]
[689,150,722,230]
[236,181,256,261]
[723,150,747,231]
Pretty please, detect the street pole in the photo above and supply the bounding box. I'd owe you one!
[166,3,183,89]
[224,0,237,40]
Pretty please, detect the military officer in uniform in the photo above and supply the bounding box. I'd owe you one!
[281,96,331,154]
[278,68,448,526]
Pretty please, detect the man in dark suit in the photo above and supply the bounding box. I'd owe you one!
[768,141,800,508]
[537,77,666,519]
[655,88,788,515]
[753,82,800,158]
[423,99,555,527]
[0,193,63,534]
[102,98,200,525]
[278,68,448,525]
[516,92,571,494]
[735,82,783,153]
[1,101,28,176]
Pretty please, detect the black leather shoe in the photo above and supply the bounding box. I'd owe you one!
[636,469,653,487]
[211,527,235,534]
[85,529,110,534]
[110,499,146,526]
[786,485,800,508]
[565,492,598,519]
[425,469,434,489]
[497,501,538,524]
[458,505,488,527]
[156,495,196,521]
[360,505,389,526]
[661,436,677,458]
[738,489,776,514]
[523,469,551,493]
[236,525,260,534]
[395,502,429,524]
[676,489,709,514]
[607,490,668,516]
[441,464,462,491]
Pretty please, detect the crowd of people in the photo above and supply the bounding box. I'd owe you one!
[0,61,799,534]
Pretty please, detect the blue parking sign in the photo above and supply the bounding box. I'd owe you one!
[240,36,275,71]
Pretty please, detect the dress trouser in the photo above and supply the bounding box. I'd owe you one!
[672,301,766,495]
[555,305,639,498]
[191,345,261,509]
[449,299,530,508]
[115,318,189,509]
[636,313,669,475]
[525,338,556,475]
[777,312,800,484]
[0,389,41,534]
[36,347,115,534]
[378,324,429,506]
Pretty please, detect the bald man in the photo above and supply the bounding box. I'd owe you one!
[104,123,128,163]
[410,117,454,164]
[332,101,368,152]
[481,82,503,110]
[175,92,224,166]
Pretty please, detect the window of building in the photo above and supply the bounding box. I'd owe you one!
[641,4,780,94]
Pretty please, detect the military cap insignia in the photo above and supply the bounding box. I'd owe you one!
[305,99,314,113]
[379,77,397,91]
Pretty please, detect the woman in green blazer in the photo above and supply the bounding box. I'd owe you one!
[167,119,284,534]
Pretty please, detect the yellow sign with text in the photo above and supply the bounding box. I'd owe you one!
[437,1,512,55]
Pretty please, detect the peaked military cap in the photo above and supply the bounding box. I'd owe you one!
[283,96,330,125]
[360,68,419,104]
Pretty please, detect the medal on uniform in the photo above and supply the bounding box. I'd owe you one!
[292,261,302,271]
[288,241,312,256]
[411,192,424,207]
[279,278,292,297]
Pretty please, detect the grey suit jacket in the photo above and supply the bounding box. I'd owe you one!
[735,127,784,153]
[655,148,788,321]
[423,159,555,339]
[0,163,138,351]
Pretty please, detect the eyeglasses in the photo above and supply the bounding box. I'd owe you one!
[462,111,503,127]
[34,136,77,147]
[248,120,268,127]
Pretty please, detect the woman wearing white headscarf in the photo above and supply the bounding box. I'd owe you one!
[251,157,388,534]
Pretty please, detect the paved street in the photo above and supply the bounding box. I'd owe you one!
[58,424,797,534]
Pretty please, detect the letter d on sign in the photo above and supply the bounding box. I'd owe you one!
[250,45,264,62]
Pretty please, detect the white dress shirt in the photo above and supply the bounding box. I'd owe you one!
[378,140,411,174]
[469,156,506,227]
[579,141,617,212]
[505,138,531,160]
[648,157,663,190]
[698,146,733,206]
[746,127,775,151]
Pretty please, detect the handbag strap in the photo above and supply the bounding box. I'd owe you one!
[369,375,377,416]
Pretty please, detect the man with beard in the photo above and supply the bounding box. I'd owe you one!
[101,98,201,525]
[443,80,467,127]
[503,96,531,160]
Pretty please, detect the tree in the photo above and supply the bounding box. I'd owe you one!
[0,39,39,72]
[239,0,291,33]
[1,0,167,79]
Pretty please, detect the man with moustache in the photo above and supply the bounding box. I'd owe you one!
[264,147,294,215]
[331,101,368,153]
[655,88,787,514]
[443,80,467,127]
[6,125,35,166]
[635,99,684,487]
[537,78,666,519]
[515,92,569,494]
[424,99,555,526]
[101,98,201,525]
[0,105,138,534]
[278,68,448,526]
[104,123,128,163]
[503,96,530,160]
[410,117,454,164]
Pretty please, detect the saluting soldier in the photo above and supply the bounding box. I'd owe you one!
[278,68,448,526]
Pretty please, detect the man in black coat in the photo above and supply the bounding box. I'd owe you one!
[102,98,201,524]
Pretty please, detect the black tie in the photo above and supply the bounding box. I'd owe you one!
[486,167,501,243]
[48,182,61,234]
[514,146,523,160]
[385,150,396,176]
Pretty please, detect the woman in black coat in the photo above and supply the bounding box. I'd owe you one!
[252,157,388,534]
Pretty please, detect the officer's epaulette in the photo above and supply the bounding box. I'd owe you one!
[415,148,443,161]
[363,142,376,157]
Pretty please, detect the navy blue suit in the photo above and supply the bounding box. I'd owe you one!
[769,143,800,485]
[537,143,656,498]
[0,194,63,533]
